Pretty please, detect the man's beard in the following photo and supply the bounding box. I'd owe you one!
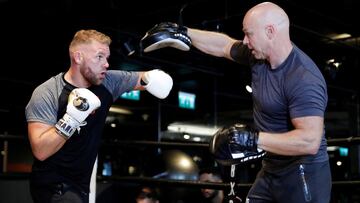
[82,66,102,85]
[205,190,219,200]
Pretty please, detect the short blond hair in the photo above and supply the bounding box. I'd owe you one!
[69,29,111,52]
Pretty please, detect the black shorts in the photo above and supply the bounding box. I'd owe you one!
[246,161,331,203]
[30,181,89,203]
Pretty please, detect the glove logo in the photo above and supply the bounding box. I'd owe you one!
[73,97,89,111]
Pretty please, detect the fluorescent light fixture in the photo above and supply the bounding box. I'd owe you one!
[192,137,201,142]
[109,106,133,115]
[167,122,219,136]
[327,146,339,151]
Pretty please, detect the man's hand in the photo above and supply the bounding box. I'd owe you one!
[55,88,101,139]
[141,69,173,99]
[209,123,265,165]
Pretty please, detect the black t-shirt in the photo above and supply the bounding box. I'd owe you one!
[25,71,139,192]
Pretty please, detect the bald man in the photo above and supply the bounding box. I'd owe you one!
[145,2,331,202]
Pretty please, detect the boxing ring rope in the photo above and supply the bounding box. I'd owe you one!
[1,134,360,188]
[99,137,360,188]
[102,136,360,149]
[326,137,360,146]
[2,134,360,146]
[98,175,252,189]
[97,176,360,189]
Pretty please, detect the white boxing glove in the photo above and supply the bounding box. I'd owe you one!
[55,88,101,139]
[142,69,173,99]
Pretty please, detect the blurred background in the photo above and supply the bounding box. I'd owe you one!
[0,0,359,202]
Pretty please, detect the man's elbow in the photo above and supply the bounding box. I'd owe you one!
[305,140,321,155]
[307,146,319,155]
[32,150,50,161]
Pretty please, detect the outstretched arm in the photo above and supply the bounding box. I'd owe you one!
[187,28,238,60]
[133,72,146,90]
[133,70,173,99]
[141,22,239,61]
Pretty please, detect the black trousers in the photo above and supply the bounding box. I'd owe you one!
[246,161,331,203]
[30,181,89,203]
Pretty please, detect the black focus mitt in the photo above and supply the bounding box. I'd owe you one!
[209,123,266,166]
[141,22,191,52]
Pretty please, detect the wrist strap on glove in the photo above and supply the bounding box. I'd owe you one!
[55,113,86,140]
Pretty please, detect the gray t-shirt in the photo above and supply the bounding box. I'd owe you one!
[230,42,329,172]
[25,70,138,192]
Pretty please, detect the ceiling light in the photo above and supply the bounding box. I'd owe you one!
[192,137,201,142]
[246,85,252,93]
[109,106,133,115]
[327,146,339,151]
[183,134,190,139]
[122,40,135,56]
[329,33,351,40]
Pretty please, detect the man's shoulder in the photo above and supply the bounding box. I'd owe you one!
[35,73,63,89]
[31,72,65,98]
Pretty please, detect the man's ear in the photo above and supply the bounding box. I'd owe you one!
[265,24,275,40]
[73,51,83,64]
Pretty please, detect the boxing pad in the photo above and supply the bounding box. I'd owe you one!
[141,69,173,99]
[141,22,191,52]
[209,123,265,165]
[55,88,101,139]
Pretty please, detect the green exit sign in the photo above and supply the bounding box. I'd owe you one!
[121,90,140,101]
[339,147,348,157]
[178,91,196,110]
